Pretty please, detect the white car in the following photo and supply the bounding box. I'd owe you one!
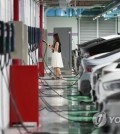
[90,63,112,101]
[79,49,120,96]
[80,34,120,57]
[95,71,120,104]
[96,70,120,133]
[92,61,120,101]
[91,61,120,99]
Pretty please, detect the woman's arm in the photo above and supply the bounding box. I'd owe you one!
[49,42,59,52]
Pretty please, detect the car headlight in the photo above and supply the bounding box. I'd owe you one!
[103,80,120,91]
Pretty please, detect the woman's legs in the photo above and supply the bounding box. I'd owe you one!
[56,67,62,78]
[55,67,59,77]
[52,68,57,79]
[54,68,56,76]
[53,67,63,79]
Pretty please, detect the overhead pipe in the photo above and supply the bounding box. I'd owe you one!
[93,1,120,20]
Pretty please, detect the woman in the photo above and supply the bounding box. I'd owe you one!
[49,33,64,79]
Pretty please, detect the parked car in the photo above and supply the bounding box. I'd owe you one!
[94,71,120,134]
[95,91,120,134]
[102,92,120,133]
[78,38,105,58]
[79,35,120,54]
[80,34,120,57]
[90,63,111,101]
[76,35,120,74]
[91,60,120,101]
[78,53,108,96]
[79,49,120,96]
[95,71,120,105]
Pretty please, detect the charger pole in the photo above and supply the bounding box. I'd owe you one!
[14,0,19,21]
[13,0,21,65]
[38,4,45,77]
[39,5,43,58]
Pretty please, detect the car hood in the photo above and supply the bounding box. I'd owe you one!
[102,62,120,72]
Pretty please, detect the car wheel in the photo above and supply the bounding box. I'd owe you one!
[80,80,91,96]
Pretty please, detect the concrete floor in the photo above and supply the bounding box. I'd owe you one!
[4,75,117,134]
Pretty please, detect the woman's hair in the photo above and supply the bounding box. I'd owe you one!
[53,33,60,42]
[53,33,61,52]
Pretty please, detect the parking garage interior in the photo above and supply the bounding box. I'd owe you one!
[1,0,120,134]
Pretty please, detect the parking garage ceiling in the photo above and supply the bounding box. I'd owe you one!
[34,0,120,18]
[35,0,113,7]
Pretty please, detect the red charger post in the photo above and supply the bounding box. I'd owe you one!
[9,65,39,127]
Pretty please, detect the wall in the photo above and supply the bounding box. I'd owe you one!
[80,17,97,43]
[0,0,13,22]
[80,17,116,43]
[19,0,40,65]
[0,0,39,132]
[19,0,39,27]
[99,17,116,37]
[0,0,13,131]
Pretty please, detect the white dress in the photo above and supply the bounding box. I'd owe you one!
[51,51,64,68]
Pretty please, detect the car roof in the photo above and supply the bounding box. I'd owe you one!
[82,37,120,49]
[81,37,120,55]
[102,62,120,71]
[79,34,120,48]
[102,34,120,40]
